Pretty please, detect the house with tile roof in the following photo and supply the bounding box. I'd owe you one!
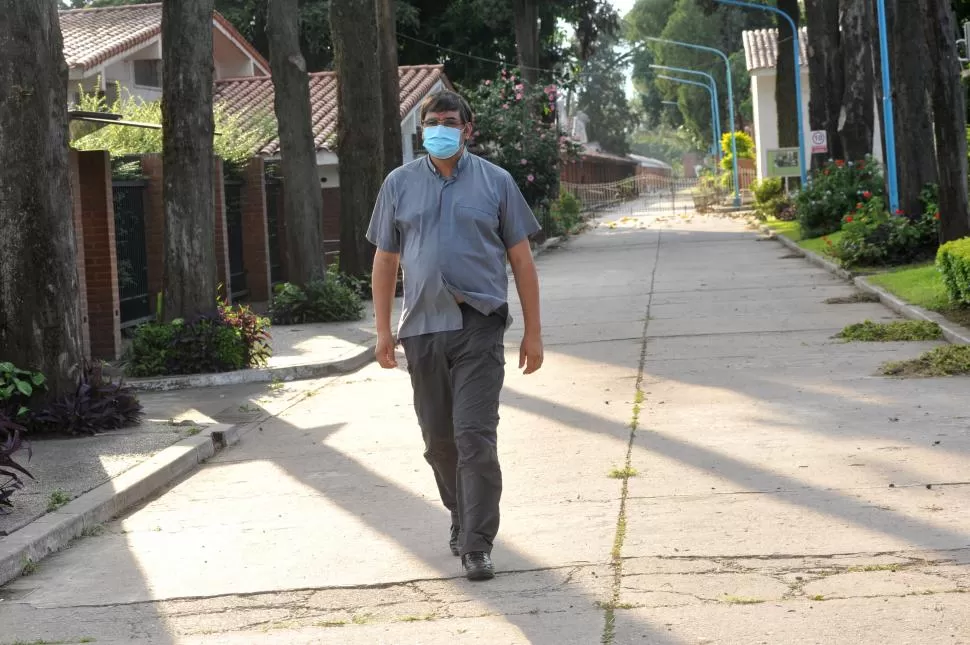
[60,3,269,108]
[742,27,883,180]
[214,65,452,187]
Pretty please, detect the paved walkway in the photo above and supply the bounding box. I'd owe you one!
[2,207,969,644]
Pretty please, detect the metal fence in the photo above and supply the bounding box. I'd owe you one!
[265,179,284,285]
[112,181,151,328]
[224,179,248,300]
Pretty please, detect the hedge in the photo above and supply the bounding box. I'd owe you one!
[936,236,970,306]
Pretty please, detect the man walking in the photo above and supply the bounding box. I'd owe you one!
[367,89,544,581]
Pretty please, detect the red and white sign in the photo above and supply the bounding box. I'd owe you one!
[811,130,828,154]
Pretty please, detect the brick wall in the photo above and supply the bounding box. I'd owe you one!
[68,150,91,360]
[76,151,121,360]
[241,158,271,302]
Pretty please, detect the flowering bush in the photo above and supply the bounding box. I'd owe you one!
[465,69,579,213]
[796,157,885,238]
[831,194,940,268]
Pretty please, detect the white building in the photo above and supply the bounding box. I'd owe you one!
[742,27,883,180]
[60,3,270,107]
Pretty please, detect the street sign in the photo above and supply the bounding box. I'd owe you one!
[811,130,828,154]
[767,148,802,178]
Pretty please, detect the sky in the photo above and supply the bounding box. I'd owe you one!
[608,0,638,98]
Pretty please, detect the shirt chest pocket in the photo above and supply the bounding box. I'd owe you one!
[455,202,500,240]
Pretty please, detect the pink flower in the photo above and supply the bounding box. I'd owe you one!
[520,158,528,165]
[527,174,535,183]
[515,83,524,91]
[502,103,509,110]
[484,80,491,86]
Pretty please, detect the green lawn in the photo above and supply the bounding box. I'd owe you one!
[764,218,841,256]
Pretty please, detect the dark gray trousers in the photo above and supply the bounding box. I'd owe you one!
[401,303,506,556]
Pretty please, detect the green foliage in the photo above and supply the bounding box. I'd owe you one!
[465,70,578,211]
[795,157,885,238]
[72,81,276,171]
[575,35,636,154]
[750,177,789,221]
[270,269,365,325]
[936,236,970,306]
[881,345,970,377]
[0,362,46,419]
[126,304,271,377]
[719,130,754,190]
[630,125,696,172]
[837,320,943,342]
[32,362,144,436]
[544,189,584,237]
[832,195,939,268]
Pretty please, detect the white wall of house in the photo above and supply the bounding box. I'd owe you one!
[750,68,884,180]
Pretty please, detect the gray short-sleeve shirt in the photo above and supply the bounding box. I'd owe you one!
[366,151,540,340]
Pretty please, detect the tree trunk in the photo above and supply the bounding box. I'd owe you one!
[804,0,843,168]
[888,0,937,217]
[924,0,970,242]
[268,0,326,284]
[512,0,539,86]
[161,0,216,319]
[376,0,402,178]
[0,0,83,397]
[838,0,874,161]
[330,0,384,278]
[774,0,801,149]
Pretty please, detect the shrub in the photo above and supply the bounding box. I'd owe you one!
[750,177,791,221]
[0,413,32,514]
[0,362,46,419]
[832,195,939,268]
[796,157,885,238]
[32,363,143,436]
[126,303,271,377]
[720,131,756,191]
[270,273,364,325]
[547,189,583,236]
[937,236,970,306]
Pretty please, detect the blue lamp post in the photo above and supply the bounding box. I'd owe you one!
[651,65,722,160]
[656,75,721,161]
[874,0,900,213]
[642,36,740,206]
[713,0,808,187]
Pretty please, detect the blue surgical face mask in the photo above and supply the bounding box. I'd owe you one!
[423,125,463,159]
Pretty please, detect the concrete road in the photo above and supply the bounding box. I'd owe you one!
[1,209,968,644]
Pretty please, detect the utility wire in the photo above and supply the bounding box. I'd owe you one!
[397,32,558,73]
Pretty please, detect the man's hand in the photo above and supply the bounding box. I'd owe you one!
[376,332,398,369]
[519,331,543,374]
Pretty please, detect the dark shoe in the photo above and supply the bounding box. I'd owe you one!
[449,525,460,557]
[462,551,495,581]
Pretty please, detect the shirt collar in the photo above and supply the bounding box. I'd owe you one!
[425,148,470,178]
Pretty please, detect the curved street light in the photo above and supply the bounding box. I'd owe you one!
[641,36,740,206]
[651,64,722,161]
[656,75,720,161]
[713,0,808,187]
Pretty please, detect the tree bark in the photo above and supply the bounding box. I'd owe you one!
[888,0,937,217]
[330,0,384,278]
[924,0,970,242]
[161,0,216,319]
[838,0,874,161]
[0,0,83,396]
[774,0,801,149]
[268,0,326,284]
[376,0,402,178]
[512,0,539,86]
[804,0,843,168]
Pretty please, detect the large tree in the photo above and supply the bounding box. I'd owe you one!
[330,0,384,278]
[837,0,873,160]
[924,0,970,242]
[267,0,326,284]
[803,0,843,167]
[377,0,403,177]
[0,0,84,397]
[774,0,800,149]
[886,0,937,217]
[161,0,216,319]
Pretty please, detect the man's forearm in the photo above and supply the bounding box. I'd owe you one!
[512,260,541,335]
[372,250,400,335]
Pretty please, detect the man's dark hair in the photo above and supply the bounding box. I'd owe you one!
[420,90,474,124]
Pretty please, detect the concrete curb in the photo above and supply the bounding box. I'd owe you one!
[0,423,239,587]
[761,226,970,345]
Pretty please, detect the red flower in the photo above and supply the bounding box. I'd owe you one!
[862,191,872,199]
[835,160,845,167]
[845,215,854,223]
[855,203,863,210]
[895,209,904,215]
[934,212,941,220]
[823,169,830,175]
